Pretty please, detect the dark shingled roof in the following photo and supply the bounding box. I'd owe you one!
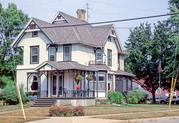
[114,70,135,77]
[89,64,110,71]
[31,11,116,48]
[36,61,97,71]
[36,61,111,72]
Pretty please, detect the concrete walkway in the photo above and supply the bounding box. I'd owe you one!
[26,116,179,123]
[26,117,119,123]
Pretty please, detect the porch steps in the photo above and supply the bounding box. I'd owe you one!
[31,98,57,107]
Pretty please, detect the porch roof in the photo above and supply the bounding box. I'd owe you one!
[88,64,110,71]
[35,61,98,71]
[113,70,135,77]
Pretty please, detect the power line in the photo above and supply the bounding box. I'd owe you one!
[35,12,179,29]
[5,12,179,31]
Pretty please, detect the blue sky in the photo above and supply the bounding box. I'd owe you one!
[0,0,169,48]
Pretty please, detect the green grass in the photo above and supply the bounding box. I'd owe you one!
[0,104,30,112]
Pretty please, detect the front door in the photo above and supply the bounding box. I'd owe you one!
[58,75,63,96]
[52,75,57,96]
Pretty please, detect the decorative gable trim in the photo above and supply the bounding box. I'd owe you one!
[50,11,68,24]
[11,18,53,48]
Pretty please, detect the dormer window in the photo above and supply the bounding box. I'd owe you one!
[96,48,103,64]
[32,31,38,37]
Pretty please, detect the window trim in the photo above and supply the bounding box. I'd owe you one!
[98,72,106,91]
[30,46,39,64]
[95,48,103,64]
[107,49,112,66]
[48,46,56,61]
[63,45,72,61]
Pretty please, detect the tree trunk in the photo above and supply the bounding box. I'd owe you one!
[152,91,156,104]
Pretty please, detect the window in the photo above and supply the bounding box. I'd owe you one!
[49,47,56,61]
[63,45,71,61]
[30,46,39,64]
[107,49,112,66]
[98,72,105,91]
[32,31,38,37]
[31,76,38,91]
[96,48,103,64]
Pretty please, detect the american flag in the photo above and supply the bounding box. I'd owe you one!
[157,60,163,73]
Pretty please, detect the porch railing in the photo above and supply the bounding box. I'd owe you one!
[37,90,95,99]
[62,90,95,99]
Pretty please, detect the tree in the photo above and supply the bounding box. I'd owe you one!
[125,22,172,103]
[0,3,28,86]
[166,0,179,78]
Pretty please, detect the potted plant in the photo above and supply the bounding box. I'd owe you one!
[86,74,94,81]
[74,73,83,85]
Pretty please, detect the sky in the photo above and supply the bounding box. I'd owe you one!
[0,0,170,49]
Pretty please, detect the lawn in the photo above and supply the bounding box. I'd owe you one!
[0,104,179,123]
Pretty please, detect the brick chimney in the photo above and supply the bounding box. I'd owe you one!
[76,9,86,20]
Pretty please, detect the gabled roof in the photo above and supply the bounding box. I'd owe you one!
[12,11,123,53]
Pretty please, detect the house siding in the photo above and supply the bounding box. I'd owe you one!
[17,31,50,69]
[72,44,95,65]
[104,40,119,71]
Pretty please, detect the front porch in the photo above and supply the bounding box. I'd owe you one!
[28,61,102,99]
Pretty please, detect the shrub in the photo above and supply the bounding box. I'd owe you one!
[108,91,124,104]
[49,105,85,117]
[2,84,29,105]
[19,85,29,104]
[0,76,14,88]
[127,90,147,104]
[96,99,109,104]
[73,106,85,116]
[2,85,18,105]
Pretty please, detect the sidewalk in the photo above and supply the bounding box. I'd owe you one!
[26,117,119,123]
[26,116,179,123]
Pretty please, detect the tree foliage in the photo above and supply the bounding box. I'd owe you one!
[0,3,28,86]
[125,22,173,103]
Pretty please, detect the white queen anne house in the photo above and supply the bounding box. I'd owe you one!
[12,9,134,106]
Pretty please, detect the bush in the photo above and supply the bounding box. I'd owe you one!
[96,99,110,104]
[19,85,29,104]
[127,90,147,104]
[2,85,18,104]
[2,84,29,105]
[49,105,85,117]
[108,91,124,104]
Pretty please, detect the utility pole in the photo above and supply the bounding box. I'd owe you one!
[86,3,90,22]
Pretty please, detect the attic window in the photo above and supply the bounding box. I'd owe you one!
[29,22,36,29]
[32,31,38,37]
[108,36,112,42]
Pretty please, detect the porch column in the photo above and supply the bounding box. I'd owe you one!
[96,71,99,98]
[93,71,95,97]
[113,74,116,91]
[48,72,51,97]
[105,72,108,98]
[84,71,86,90]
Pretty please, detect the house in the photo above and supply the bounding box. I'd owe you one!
[11,9,135,106]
